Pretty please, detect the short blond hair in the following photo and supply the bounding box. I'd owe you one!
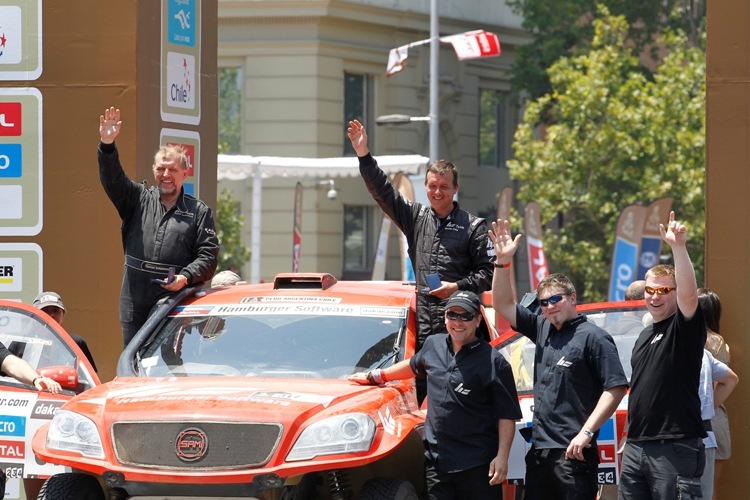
[153,144,188,170]
[645,264,675,283]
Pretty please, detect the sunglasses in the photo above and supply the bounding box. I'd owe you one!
[645,285,676,295]
[445,311,476,322]
[539,294,566,307]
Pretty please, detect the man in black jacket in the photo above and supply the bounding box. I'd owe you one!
[99,107,219,347]
[347,120,494,362]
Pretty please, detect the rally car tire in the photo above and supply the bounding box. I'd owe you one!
[357,477,418,500]
[37,473,105,500]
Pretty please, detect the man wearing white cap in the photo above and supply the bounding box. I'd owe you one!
[33,291,98,372]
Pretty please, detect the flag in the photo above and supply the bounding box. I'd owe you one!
[292,182,303,272]
[524,202,548,291]
[637,197,673,279]
[442,30,501,61]
[608,204,647,301]
[386,45,409,77]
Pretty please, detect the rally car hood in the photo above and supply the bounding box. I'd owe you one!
[61,376,417,424]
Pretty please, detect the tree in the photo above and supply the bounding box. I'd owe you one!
[508,0,705,101]
[218,67,242,154]
[508,8,705,301]
[215,189,251,274]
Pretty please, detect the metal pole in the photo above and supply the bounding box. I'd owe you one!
[429,0,439,163]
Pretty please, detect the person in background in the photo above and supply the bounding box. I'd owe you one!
[490,219,628,499]
[33,291,98,372]
[619,211,706,500]
[99,107,219,347]
[347,119,494,402]
[697,288,734,499]
[349,290,521,499]
[698,348,738,499]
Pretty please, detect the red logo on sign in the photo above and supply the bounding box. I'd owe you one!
[599,443,616,464]
[175,428,208,461]
[167,142,195,177]
[0,439,26,459]
[0,103,22,136]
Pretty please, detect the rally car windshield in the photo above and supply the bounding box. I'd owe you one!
[137,311,407,379]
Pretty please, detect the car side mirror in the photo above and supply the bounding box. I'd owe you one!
[38,365,79,391]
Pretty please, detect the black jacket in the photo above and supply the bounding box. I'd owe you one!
[99,142,219,321]
[359,154,493,347]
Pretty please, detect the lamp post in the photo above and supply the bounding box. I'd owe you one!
[376,0,439,164]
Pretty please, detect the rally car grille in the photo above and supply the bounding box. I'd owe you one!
[112,421,283,470]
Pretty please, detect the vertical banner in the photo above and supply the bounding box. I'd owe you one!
[608,204,647,301]
[394,173,416,281]
[637,197,672,279]
[292,182,303,272]
[524,202,548,291]
[371,173,403,280]
[498,186,517,297]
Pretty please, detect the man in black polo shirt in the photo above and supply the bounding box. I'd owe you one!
[618,211,706,499]
[349,290,521,499]
[489,219,628,499]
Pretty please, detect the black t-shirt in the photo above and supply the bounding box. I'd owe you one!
[627,307,707,440]
[410,334,522,473]
[515,305,629,449]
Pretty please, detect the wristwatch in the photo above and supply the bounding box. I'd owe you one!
[582,428,595,438]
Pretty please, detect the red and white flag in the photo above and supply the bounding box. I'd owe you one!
[442,30,501,61]
[386,45,410,77]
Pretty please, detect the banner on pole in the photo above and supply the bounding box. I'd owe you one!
[637,197,673,279]
[292,182,303,272]
[608,204,647,301]
[524,202,548,291]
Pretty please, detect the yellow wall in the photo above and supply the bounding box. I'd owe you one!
[706,0,749,495]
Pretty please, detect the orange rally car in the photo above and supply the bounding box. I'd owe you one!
[32,273,495,500]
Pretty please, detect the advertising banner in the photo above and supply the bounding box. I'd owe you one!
[636,198,672,279]
[524,202,548,291]
[292,182,303,272]
[608,204,647,301]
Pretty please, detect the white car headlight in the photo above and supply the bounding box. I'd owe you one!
[287,413,375,461]
[46,410,105,459]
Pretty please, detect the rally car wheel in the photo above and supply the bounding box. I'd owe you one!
[37,473,105,500]
[357,477,418,500]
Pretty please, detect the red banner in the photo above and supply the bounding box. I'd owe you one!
[292,182,303,272]
[525,202,548,291]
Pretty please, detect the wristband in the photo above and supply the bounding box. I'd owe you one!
[582,428,595,438]
[32,376,42,386]
[494,261,511,269]
[366,369,385,385]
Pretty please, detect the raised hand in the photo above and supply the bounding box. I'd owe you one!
[659,211,687,248]
[488,219,521,264]
[99,106,122,145]
[346,119,369,157]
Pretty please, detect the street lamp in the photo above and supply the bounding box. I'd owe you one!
[376,0,439,163]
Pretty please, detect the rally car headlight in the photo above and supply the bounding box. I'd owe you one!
[46,410,105,459]
[287,413,376,461]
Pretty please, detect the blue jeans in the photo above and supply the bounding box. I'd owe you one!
[618,437,705,500]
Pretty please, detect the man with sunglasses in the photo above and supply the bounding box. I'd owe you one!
[349,290,521,500]
[489,219,628,499]
[618,211,707,500]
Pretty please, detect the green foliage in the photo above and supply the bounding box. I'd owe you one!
[508,9,705,301]
[218,67,242,154]
[508,0,705,101]
[215,189,251,273]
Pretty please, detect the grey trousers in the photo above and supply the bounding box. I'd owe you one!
[618,438,705,500]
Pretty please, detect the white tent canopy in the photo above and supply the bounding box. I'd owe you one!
[217,153,429,180]
[217,154,430,283]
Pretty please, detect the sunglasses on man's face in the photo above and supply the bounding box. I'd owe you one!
[645,285,676,295]
[445,311,476,322]
[539,294,566,307]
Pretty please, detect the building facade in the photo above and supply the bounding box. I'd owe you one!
[217,0,529,283]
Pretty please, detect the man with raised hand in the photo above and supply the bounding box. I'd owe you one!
[619,211,707,499]
[489,219,627,499]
